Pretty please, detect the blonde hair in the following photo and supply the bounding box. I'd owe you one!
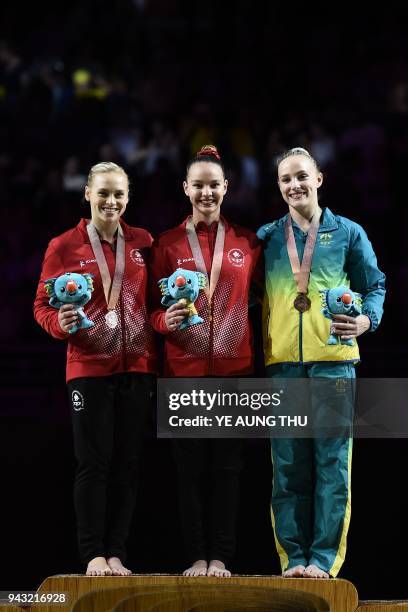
[277,147,319,171]
[87,162,129,187]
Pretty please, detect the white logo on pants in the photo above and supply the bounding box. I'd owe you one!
[72,390,85,411]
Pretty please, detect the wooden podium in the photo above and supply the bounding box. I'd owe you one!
[39,574,354,610]
[2,575,406,611]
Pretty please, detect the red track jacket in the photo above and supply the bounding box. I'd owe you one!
[150,217,262,376]
[34,219,157,382]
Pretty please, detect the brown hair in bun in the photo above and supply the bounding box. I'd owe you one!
[196,144,221,161]
[186,144,225,177]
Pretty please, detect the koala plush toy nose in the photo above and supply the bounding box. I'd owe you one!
[66,280,78,294]
[175,275,186,287]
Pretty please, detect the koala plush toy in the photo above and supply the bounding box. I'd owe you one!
[158,268,207,330]
[320,285,362,346]
[44,272,95,334]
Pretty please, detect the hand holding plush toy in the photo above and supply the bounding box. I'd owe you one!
[320,285,362,346]
[158,268,207,330]
[44,272,95,334]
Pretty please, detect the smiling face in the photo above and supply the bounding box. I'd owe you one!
[277,155,323,214]
[183,161,228,225]
[84,171,129,229]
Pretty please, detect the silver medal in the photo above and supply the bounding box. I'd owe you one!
[105,310,118,329]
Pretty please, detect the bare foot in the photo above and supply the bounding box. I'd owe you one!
[107,556,132,576]
[207,560,231,577]
[304,564,329,579]
[282,564,306,578]
[183,559,208,577]
[86,556,112,576]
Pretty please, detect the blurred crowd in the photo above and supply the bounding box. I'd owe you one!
[0,1,406,350]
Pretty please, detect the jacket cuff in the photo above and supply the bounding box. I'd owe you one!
[151,309,170,334]
[362,308,378,332]
[50,317,71,339]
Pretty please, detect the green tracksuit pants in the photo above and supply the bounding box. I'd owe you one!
[267,362,355,577]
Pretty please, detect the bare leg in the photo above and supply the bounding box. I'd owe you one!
[86,556,112,576]
[282,564,306,578]
[107,556,132,576]
[183,559,208,577]
[304,564,329,579]
[207,560,231,577]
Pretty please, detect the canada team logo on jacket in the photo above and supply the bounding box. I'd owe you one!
[130,248,145,266]
[228,248,245,267]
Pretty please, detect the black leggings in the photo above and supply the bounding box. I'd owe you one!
[172,438,244,565]
[68,372,154,564]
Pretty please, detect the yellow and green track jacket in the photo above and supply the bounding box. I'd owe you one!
[257,208,386,365]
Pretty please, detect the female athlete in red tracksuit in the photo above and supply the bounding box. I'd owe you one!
[34,162,156,576]
[150,145,262,577]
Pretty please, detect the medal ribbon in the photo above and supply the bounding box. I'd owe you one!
[186,216,225,304]
[86,221,126,312]
[285,210,321,294]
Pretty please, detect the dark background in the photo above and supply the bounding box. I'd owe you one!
[1,0,407,601]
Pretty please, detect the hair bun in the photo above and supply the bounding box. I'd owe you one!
[197,144,221,161]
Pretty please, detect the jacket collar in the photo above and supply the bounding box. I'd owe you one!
[276,207,338,233]
[77,218,133,243]
[318,207,338,231]
[181,214,229,233]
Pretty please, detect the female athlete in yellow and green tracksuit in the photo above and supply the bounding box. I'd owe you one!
[257,206,385,577]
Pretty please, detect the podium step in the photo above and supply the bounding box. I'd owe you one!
[2,575,406,611]
[36,574,358,611]
[357,603,408,611]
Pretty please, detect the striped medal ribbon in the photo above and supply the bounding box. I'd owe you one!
[285,210,321,313]
[86,221,125,328]
[186,216,225,321]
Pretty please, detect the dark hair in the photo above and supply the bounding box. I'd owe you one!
[186,144,225,177]
[276,147,320,172]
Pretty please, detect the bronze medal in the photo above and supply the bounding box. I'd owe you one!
[285,211,321,315]
[186,216,225,326]
[294,293,311,313]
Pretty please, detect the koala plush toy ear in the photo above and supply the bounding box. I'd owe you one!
[82,273,94,295]
[354,292,362,305]
[44,277,64,308]
[44,277,57,299]
[319,289,328,308]
[158,277,170,297]
[196,272,207,289]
